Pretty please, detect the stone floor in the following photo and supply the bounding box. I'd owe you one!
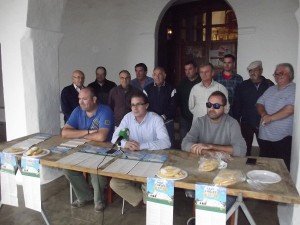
[0,176,279,225]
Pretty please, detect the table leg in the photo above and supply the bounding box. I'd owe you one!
[41,205,51,225]
[226,194,256,225]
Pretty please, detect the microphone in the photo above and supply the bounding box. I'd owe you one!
[113,128,130,148]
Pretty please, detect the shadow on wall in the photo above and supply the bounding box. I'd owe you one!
[0,122,6,142]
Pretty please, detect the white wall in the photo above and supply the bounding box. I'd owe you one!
[59,0,170,89]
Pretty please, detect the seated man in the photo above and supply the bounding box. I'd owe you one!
[62,87,114,212]
[182,91,246,225]
[110,92,171,207]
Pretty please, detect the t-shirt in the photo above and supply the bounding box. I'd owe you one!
[67,104,114,141]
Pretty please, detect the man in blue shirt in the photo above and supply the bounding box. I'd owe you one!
[130,63,153,91]
[62,87,114,212]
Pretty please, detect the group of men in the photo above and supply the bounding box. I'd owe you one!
[60,56,295,214]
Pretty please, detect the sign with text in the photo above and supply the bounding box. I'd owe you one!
[146,178,174,225]
[195,183,226,225]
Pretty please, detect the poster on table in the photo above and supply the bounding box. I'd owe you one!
[0,153,19,207]
[21,157,41,212]
[146,178,174,225]
[195,184,227,225]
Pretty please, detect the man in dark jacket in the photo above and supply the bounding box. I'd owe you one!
[61,70,85,123]
[144,66,176,148]
[232,61,274,156]
[88,66,116,105]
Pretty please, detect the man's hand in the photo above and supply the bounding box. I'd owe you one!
[191,143,213,155]
[125,140,140,151]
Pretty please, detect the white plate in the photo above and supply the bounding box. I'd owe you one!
[2,148,26,155]
[247,170,281,184]
[23,149,50,158]
[156,169,188,181]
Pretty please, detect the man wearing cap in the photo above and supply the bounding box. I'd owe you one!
[232,61,273,156]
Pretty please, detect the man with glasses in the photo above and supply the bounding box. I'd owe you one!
[62,87,114,212]
[182,91,246,225]
[232,61,274,156]
[256,63,295,170]
[61,70,85,123]
[189,63,229,122]
[110,92,170,207]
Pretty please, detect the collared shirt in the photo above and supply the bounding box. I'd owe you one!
[214,72,243,106]
[257,82,295,141]
[181,114,246,157]
[130,76,154,91]
[67,104,114,141]
[108,85,140,126]
[189,80,229,121]
[73,84,83,93]
[111,111,171,150]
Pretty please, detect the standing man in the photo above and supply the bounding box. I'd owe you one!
[61,70,85,123]
[144,66,177,147]
[62,87,114,212]
[214,54,243,114]
[88,66,116,105]
[189,63,228,121]
[233,61,274,156]
[177,60,201,139]
[110,92,171,207]
[130,63,153,91]
[256,63,295,170]
[108,70,140,127]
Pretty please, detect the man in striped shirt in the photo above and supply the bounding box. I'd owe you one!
[256,63,295,170]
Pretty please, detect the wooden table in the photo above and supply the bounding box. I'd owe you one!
[1,134,300,224]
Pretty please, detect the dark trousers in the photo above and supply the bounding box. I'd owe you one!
[240,122,260,156]
[180,117,192,140]
[258,136,292,171]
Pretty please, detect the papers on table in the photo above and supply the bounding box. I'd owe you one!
[103,158,163,178]
[48,138,89,154]
[56,152,114,169]
[60,138,89,148]
[146,178,174,225]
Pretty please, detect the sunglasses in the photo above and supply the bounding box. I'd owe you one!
[206,102,224,109]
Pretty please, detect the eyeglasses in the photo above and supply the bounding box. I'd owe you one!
[206,102,224,109]
[273,73,285,78]
[131,102,146,107]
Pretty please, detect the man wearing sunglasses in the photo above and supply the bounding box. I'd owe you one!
[182,91,246,224]
[183,91,246,156]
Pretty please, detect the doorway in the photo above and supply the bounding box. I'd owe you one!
[157,0,238,87]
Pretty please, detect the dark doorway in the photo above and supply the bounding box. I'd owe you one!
[157,0,238,87]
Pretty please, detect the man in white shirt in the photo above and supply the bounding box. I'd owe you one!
[189,63,229,121]
[110,92,171,207]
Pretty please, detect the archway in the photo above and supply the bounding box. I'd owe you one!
[157,0,238,87]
